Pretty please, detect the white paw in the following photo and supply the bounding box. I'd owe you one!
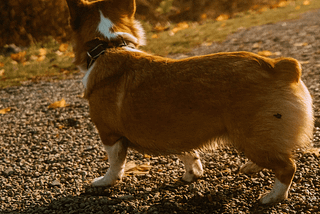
[181,162,203,182]
[259,178,289,204]
[91,174,119,187]
[259,192,287,204]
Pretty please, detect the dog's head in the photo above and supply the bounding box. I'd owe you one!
[66,0,145,67]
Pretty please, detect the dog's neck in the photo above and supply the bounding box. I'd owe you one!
[80,34,143,90]
[85,37,133,69]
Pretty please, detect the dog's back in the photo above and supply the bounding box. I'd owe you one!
[87,51,313,156]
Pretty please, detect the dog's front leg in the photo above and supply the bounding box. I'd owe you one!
[177,150,203,182]
[92,139,128,187]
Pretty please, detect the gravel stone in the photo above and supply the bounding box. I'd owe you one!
[1,9,320,214]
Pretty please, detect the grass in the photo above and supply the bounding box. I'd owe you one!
[142,0,320,56]
[1,0,320,88]
[0,38,77,88]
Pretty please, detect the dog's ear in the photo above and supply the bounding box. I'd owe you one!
[117,0,136,18]
[66,0,85,30]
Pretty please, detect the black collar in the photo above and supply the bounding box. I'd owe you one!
[86,37,131,69]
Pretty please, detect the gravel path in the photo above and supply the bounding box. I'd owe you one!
[1,9,320,214]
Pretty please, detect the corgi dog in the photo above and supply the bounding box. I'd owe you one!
[66,0,314,204]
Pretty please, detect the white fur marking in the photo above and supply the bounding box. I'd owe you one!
[98,10,116,39]
[81,63,95,89]
[114,32,138,44]
[92,142,127,186]
[123,46,143,53]
[260,178,289,204]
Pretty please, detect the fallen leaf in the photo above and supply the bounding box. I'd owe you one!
[258,50,273,57]
[202,42,212,47]
[171,22,189,34]
[303,0,310,6]
[48,98,67,109]
[59,43,69,52]
[258,6,269,12]
[294,42,308,47]
[0,107,11,114]
[151,34,159,39]
[299,61,309,64]
[0,62,4,67]
[77,93,84,98]
[143,154,151,158]
[216,14,229,21]
[200,13,207,20]
[252,43,260,49]
[277,0,289,8]
[0,69,4,76]
[11,51,26,63]
[124,161,152,175]
[64,52,75,58]
[36,55,46,62]
[30,55,39,61]
[153,24,170,32]
[39,48,47,56]
[295,5,301,10]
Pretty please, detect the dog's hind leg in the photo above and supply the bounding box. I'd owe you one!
[92,138,128,187]
[247,152,296,204]
[259,157,296,204]
[177,150,203,182]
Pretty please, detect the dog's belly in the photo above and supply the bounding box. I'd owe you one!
[120,103,228,154]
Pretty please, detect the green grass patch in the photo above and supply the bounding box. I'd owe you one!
[142,0,320,56]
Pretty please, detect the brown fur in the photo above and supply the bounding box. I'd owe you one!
[66,0,314,203]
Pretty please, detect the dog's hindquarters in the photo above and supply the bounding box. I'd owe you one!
[226,59,313,203]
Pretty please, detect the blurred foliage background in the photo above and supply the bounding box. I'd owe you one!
[0,0,282,47]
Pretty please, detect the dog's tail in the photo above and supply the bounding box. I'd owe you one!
[273,58,301,83]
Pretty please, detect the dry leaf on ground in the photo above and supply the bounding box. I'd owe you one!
[59,43,69,52]
[151,34,159,39]
[257,50,273,57]
[276,0,289,8]
[294,42,308,47]
[64,52,75,58]
[39,48,47,56]
[170,22,189,34]
[124,161,152,175]
[143,154,151,158]
[201,13,207,20]
[299,60,310,64]
[0,69,4,76]
[216,14,229,21]
[0,62,4,67]
[153,24,170,32]
[303,0,311,6]
[11,51,26,63]
[48,98,67,109]
[0,107,11,114]
[37,55,46,62]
